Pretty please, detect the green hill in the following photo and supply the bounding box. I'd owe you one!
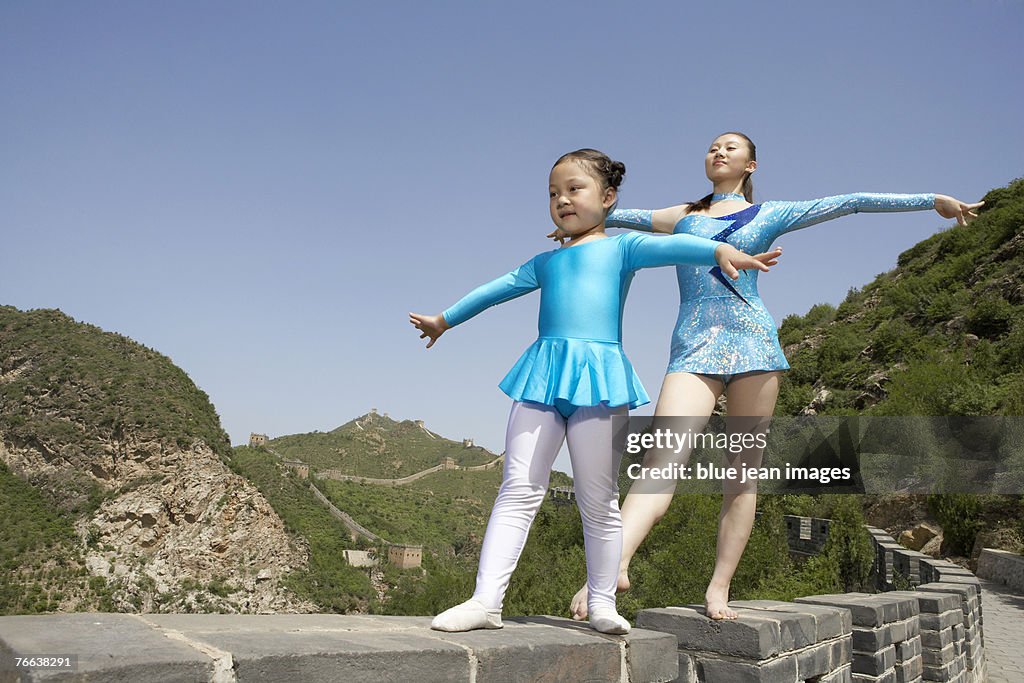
[0,307,306,615]
[266,413,497,478]
[0,307,232,473]
[775,178,1024,417]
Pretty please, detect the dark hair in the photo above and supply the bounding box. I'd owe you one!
[552,148,626,191]
[685,132,756,215]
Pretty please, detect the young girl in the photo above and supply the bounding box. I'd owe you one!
[409,148,780,634]
[564,132,983,621]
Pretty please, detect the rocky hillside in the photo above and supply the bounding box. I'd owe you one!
[775,178,1024,417]
[0,307,314,614]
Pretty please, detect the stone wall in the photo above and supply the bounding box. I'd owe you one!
[976,547,1024,594]
[632,519,988,682]
[1,521,992,682]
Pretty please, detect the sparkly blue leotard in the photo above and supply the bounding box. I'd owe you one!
[442,232,721,414]
[607,194,935,376]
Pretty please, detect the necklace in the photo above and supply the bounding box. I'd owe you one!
[711,192,745,203]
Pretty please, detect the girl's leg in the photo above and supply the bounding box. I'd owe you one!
[564,403,629,632]
[474,401,568,606]
[432,401,566,631]
[705,371,780,620]
[570,373,722,620]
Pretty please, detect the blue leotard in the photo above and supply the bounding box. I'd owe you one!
[442,232,721,413]
[607,194,935,375]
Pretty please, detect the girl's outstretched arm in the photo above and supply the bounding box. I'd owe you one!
[606,205,692,234]
[409,258,540,348]
[623,232,781,277]
[771,193,982,239]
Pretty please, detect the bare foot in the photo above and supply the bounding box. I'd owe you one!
[570,571,631,621]
[704,585,737,620]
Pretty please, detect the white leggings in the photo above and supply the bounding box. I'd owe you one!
[472,400,627,612]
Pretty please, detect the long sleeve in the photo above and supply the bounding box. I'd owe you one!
[621,232,720,271]
[606,208,655,232]
[442,258,540,327]
[771,193,935,239]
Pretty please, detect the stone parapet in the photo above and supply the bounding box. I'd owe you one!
[795,593,918,683]
[636,601,853,683]
[976,547,1024,594]
[0,613,677,683]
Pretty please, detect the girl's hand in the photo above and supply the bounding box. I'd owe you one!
[714,244,779,280]
[409,312,450,348]
[934,195,984,226]
[546,227,570,245]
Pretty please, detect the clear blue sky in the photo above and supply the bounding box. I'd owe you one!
[3,1,1022,474]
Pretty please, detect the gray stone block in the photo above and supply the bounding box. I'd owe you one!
[730,606,817,650]
[918,610,962,632]
[616,622,679,683]
[885,591,958,615]
[180,625,471,682]
[916,582,978,601]
[695,652,798,683]
[922,653,965,680]
[636,607,782,659]
[797,594,888,628]
[896,635,922,661]
[0,613,213,682]
[676,653,697,683]
[852,644,896,676]
[734,600,852,640]
[851,668,896,683]
[818,663,854,683]
[795,639,836,679]
[895,656,923,683]
[919,627,953,650]
[921,642,955,667]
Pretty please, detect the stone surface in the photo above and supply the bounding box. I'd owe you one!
[0,613,214,681]
[637,606,784,659]
[0,613,677,683]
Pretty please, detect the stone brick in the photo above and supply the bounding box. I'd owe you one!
[637,607,783,659]
[887,591,958,614]
[735,600,852,640]
[921,642,955,666]
[896,635,922,661]
[797,594,889,628]
[851,668,896,683]
[894,655,923,683]
[851,617,915,652]
[852,644,896,676]
[676,653,697,683]
[919,627,953,650]
[818,663,854,683]
[795,638,838,679]
[923,653,965,680]
[696,652,798,683]
[919,610,962,632]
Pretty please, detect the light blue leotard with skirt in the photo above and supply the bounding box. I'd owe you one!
[607,194,935,379]
[442,232,722,416]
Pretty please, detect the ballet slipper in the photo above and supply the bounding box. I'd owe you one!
[589,606,631,634]
[430,599,503,632]
[569,570,630,621]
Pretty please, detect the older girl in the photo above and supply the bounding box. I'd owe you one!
[567,132,982,620]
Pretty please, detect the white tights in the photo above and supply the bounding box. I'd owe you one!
[471,400,626,613]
